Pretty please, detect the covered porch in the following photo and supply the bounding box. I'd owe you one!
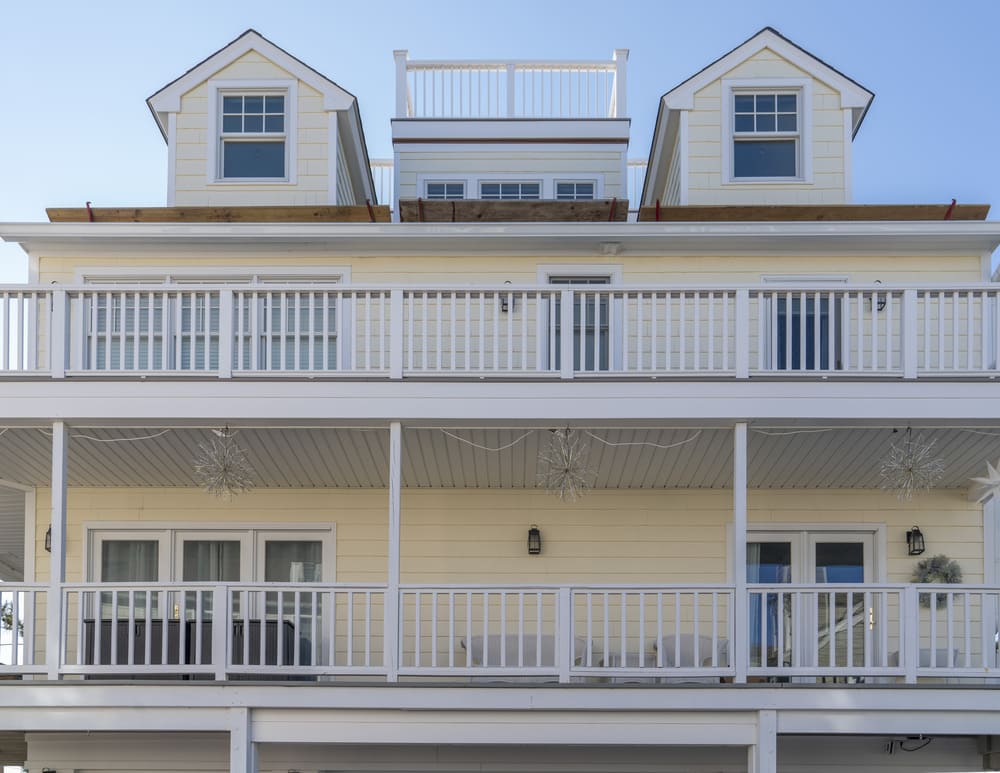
[0,419,997,685]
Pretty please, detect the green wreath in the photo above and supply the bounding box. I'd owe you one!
[911,554,962,608]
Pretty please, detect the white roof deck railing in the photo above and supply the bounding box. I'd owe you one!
[394,49,628,119]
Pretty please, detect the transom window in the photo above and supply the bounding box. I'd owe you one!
[219,93,287,179]
[555,181,595,200]
[732,91,799,179]
[426,182,465,200]
[480,182,541,200]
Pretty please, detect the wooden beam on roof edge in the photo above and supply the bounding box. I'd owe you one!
[637,204,991,222]
[46,205,392,223]
[398,199,630,223]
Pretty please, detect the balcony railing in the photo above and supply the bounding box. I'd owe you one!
[1,284,998,380]
[0,582,996,683]
[394,50,628,119]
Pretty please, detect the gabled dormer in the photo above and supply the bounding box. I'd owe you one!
[147,30,376,207]
[642,28,874,207]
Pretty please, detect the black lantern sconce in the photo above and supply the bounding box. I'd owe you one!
[906,526,925,556]
[499,280,516,313]
[527,525,542,555]
[44,525,52,553]
[872,280,887,312]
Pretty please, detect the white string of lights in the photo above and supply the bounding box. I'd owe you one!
[584,429,702,449]
[439,429,535,452]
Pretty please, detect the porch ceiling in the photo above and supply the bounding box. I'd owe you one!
[0,425,997,491]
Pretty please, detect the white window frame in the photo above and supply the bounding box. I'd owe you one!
[207,79,298,185]
[554,180,597,200]
[479,180,543,200]
[722,78,812,184]
[414,174,605,200]
[424,181,466,200]
[85,523,336,583]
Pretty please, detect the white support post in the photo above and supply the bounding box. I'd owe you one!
[213,585,228,680]
[393,50,409,118]
[560,290,575,380]
[385,421,402,682]
[46,420,68,679]
[902,289,918,379]
[50,289,67,379]
[903,584,919,684]
[733,422,749,684]
[218,289,233,379]
[390,289,404,380]
[229,707,256,773]
[506,64,516,117]
[748,710,777,773]
[558,586,572,683]
[735,289,750,379]
[612,49,629,118]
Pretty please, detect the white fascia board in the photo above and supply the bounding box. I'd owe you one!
[3,221,1000,258]
[391,118,630,142]
[662,29,873,119]
[4,380,1000,424]
[0,706,230,732]
[147,30,355,134]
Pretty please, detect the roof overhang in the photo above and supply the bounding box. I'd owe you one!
[3,221,1000,258]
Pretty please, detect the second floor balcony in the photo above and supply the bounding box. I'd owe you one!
[1,282,998,380]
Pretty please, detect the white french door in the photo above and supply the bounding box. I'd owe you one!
[747,529,876,671]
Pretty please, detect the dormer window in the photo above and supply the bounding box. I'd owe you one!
[732,91,799,178]
[220,93,287,179]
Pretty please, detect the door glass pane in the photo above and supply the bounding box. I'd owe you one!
[748,542,791,668]
[182,541,241,582]
[815,541,866,669]
[265,541,322,582]
[100,540,160,621]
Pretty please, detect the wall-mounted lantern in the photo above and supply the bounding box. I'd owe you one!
[44,525,52,553]
[906,526,925,556]
[500,280,515,313]
[527,525,542,555]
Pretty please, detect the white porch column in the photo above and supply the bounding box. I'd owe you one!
[385,421,402,681]
[748,709,777,773]
[393,50,409,118]
[733,422,748,684]
[46,420,68,680]
[229,707,257,773]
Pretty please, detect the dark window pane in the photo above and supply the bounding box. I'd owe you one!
[445,183,464,198]
[222,96,243,113]
[755,94,775,111]
[243,115,263,133]
[748,542,792,583]
[223,141,285,178]
[264,95,284,113]
[481,183,500,198]
[755,114,776,132]
[776,114,797,132]
[265,541,322,582]
[183,541,241,582]
[734,94,755,112]
[222,116,242,133]
[102,540,159,582]
[733,140,796,177]
[264,115,284,132]
[734,115,754,132]
[776,94,797,112]
[815,542,864,583]
[244,95,263,113]
[520,183,540,198]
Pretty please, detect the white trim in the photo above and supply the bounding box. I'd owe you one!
[391,119,630,142]
[843,110,854,202]
[23,488,36,583]
[391,148,401,222]
[661,28,873,118]
[536,264,623,284]
[722,78,813,184]
[398,141,626,154]
[328,110,339,205]
[678,110,689,205]
[207,80,298,185]
[74,265,352,284]
[147,30,354,123]
[761,274,849,284]
[985,497,998,586]
[166,112,177,207]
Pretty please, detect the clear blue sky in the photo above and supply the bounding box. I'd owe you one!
[1,0,998,282]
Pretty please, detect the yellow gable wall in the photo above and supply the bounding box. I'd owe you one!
[35,252,985,285]
[32,487,982,586]
[173,50,332,206]
[686,48,847,205]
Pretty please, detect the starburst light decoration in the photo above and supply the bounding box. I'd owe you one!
[970,458,1000,503]
[193,428,255,499]
[878,428,945,501]
[538,427,593,502]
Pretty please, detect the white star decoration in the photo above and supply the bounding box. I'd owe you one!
[878,429,945,501]
[970,459,1000,503]
[193,428,255,500]
[538,428,593,502]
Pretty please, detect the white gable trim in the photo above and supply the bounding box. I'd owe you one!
[148,30,354,131]
[662,29,872,119]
